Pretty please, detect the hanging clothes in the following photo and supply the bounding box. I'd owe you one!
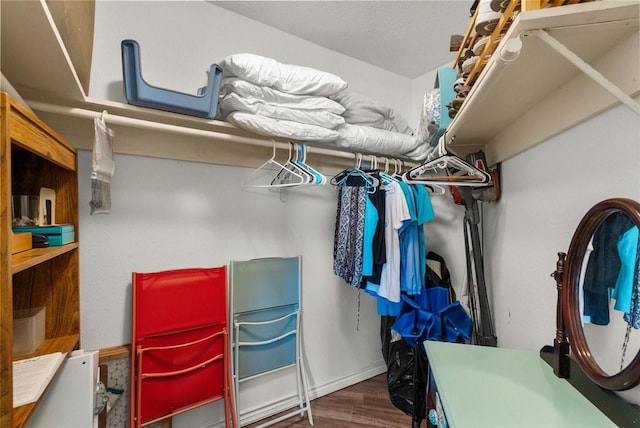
[377,181,411,304]
[412,183,436,289]
[623,228,640,329]
[583,212,634,325]
[332,175,441,324]
[612,226,639,316]
[333,172,382,288]
[362,177,386,287]
[361,193,378,278]
[397,181,421,296]
[333,184,367,287]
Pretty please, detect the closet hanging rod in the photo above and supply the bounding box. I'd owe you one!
[26,100,419,165]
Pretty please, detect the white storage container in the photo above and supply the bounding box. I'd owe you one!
[13,307,46,356]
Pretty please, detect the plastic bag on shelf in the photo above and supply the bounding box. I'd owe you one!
[89,115,115,215]
[415,88,441,146]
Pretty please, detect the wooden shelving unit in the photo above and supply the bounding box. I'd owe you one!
[11,243,79,274]
[0,93,80,428]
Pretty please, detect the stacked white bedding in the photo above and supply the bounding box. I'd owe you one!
[217,53,430,160]
[330,90,413,134]
[329,90,429,160]
[218,53,347,143]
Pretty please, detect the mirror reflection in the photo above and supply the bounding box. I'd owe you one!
[580,210,640,375]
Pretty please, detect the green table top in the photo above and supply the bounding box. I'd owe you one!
[424,341,616,427]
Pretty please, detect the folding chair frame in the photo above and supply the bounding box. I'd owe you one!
[130,267,238,428]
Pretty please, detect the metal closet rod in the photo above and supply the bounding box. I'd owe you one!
[26,100,418,166]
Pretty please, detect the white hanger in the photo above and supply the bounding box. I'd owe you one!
[378,157,399,185]
[402,135,492,187]
[272,142,315,186]
[241,141,305,188]
[392,157,446,196]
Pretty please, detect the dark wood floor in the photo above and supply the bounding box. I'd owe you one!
[246,373,413,428]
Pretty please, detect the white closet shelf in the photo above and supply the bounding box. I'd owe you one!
[28,98,381,173]
[446,1,640,166]
[0,0,410,172]
[3,0,638,169]
[0,0,86,104]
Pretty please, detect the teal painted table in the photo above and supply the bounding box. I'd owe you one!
[424,341,616,427]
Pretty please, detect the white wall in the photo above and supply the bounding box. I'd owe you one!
[82,1,640,425]
[90,0,413,122]
[85,1,421,426]
[485,100,640,353]
[78,152,387,425]
[483,99,640,403]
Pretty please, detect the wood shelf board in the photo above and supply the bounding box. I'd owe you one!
[45,0,95,96]
[0,0,85,105]
[447,1,640,165]
[1,3,81,422]
[12,335,80,428]
[3,93,77,172]
[98,345,130,363]
[11,243,79,275]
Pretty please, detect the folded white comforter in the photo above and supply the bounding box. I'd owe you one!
[219,53,348,97]
[218,54,428,159]
[331,91,413,135]
[226,111,340,143]
[225,111,429,160]
[220,77,345,115]
[219,92,345,129]
[334,124,427,160]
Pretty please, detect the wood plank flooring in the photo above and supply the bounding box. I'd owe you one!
[246,373,413,428]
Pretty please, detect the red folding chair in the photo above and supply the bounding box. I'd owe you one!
[130,267,237,427]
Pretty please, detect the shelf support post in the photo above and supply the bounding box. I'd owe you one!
[525,29,640,117]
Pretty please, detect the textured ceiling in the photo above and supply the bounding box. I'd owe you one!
[209,1,474,79]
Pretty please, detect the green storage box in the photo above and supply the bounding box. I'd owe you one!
[12,224,75,246]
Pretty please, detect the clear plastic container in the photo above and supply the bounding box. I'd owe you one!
[12,194,40,226]
[13,307,46,356]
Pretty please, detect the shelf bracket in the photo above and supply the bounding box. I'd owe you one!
[525,29,640,117]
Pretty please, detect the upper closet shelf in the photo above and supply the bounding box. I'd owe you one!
[2,0,638,169]
[0,0,420,171]
[0,0,86,104]
[446,1,640,166]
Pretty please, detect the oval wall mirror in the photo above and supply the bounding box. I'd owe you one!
[564,198,640,391]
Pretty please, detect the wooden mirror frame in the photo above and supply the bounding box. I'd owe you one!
[563,198,640,391]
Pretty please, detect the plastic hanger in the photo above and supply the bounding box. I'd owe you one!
[272,142,315,186]
[391,159,404,180]
[391,157,445,196]
[330,153,380,191]
[402,135,492,187]
[379,157,400,185]
[293,143,326,185]
[241,141,305,188]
